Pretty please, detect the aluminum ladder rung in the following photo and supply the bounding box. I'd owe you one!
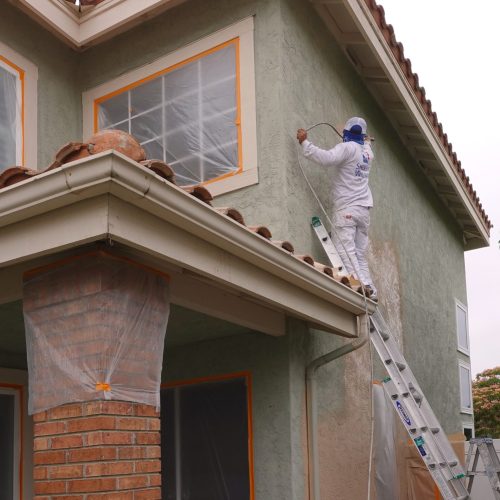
[311,217,471,499]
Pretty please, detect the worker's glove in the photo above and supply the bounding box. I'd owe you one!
[297,128,307,144]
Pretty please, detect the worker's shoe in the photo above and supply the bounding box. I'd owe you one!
[365,285,378,302]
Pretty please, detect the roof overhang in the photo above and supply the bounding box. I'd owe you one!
[0,152,375,339]
[11,0,187,50]
[311,0,490,249]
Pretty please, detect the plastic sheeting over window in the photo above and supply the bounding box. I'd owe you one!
[23,252,170,415]
[0,60,21,171]
[98,42,239,187]
[161,377,251,500]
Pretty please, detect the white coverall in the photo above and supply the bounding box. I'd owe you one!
[301,138,377,295]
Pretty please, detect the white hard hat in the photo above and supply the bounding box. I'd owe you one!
[344,117,367,135]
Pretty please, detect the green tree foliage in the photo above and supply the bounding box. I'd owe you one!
[472,366,500,438]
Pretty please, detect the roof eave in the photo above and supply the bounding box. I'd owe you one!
[312,0,490,249]
[10,0,187,50]
[0,151,375,337]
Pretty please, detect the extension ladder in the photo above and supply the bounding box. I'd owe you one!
[312,217,471,499]
[466,438,500,499]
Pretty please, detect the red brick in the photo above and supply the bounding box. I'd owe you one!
[51,434,84,449]
[148,474,161,487]
[117,475,149,490]
[87,492,133,500]
[34,420,67,436]
[116,417,148,431]
[66,416,116,433]
[87,431,134,446]
[47,497,84,500]
[133,488,161,500]
[85,461,134,477]
[48,464,83,479]
[135,405,159,417]
[147,419,160,431]
[34,437,50,451]
[48,404,83,420]
[34,480,66,494]
[33,411,47,423]
[67,447,117,463]
[67,477,117,493]
[135,433,160,445]
[33,466,48,481]
[134,460,160,474]
[34,450,67,465]
[145,446,161,459]
[85,401,135,417]
[118,447,143,460]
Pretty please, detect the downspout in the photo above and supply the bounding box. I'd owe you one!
[306,313,370,500]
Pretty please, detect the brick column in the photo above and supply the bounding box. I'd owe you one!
[33,401,161,499]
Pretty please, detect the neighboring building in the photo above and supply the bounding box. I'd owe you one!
[0,0,491,499]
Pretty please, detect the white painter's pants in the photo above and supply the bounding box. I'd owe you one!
[331,205,377,294]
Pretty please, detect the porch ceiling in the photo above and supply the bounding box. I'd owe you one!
[0,151,374,340]
[0,300,255,371]
[311,0,491,249]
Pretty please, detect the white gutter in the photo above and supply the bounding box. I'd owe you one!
[0,151,376,328]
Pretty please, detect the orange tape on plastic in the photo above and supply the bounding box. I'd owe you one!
[95,382,111,392]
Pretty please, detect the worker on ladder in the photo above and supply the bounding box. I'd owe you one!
[297,117,378,300]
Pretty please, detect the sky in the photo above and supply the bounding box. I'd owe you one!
[378,0,500,377]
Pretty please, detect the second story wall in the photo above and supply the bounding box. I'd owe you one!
[0,0,81,169]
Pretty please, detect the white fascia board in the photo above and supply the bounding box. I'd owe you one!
[342,0,489,244]
[14,0,81,47]
[0,152,375,337]
[12,0,185,49]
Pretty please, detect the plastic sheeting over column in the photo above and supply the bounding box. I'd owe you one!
[23,251,170,414]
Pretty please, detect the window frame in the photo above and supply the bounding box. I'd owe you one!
[462,422,474,441]
[455,299,470,355]
[0,42,38,169]
[458,360,473,415]
[82,17,257,196]
[161,371,255,500]
[0,382,23,500]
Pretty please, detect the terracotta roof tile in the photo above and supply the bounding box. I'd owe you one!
[0,130,374,300]
[364,0,492,230]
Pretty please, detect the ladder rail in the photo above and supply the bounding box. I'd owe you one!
[312,217,472,499]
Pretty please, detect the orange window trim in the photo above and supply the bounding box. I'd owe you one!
[0,55,25,165]
[0,383,24,500]
[93,37,243,185]
[161,371,255,500]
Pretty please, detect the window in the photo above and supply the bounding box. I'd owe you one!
[83,17,257,196]
[463,423,474,441]
[0,385,22,500]
[459,361,473,414]
[455,300,469,354]
[0,42,37,172]
[161,373,254,500]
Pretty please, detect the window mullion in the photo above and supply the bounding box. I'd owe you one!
[198,59,204,182]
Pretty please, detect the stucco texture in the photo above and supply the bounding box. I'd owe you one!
[0,0,81,169]
[0,0,472,497]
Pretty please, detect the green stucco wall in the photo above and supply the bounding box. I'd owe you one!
[0,0,472,497]
[0,0,81,169]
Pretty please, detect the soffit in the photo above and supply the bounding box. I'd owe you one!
[311,0,491,250]
[10,0,187,50]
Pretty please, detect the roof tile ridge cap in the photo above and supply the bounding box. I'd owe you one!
[367,0,491,232]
